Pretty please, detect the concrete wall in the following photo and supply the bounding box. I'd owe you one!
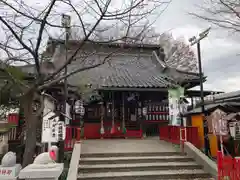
[184,142,217,178]
[67,142,81,180]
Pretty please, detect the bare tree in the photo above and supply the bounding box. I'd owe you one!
[189,0,240,33]
[159,33,198,72]
[0,0,170,167]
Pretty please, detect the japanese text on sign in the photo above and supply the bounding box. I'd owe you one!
[0,169,13,176]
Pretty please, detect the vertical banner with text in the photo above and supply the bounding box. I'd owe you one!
[168,86,185,126]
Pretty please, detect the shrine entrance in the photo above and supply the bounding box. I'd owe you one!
[83,90,169,139]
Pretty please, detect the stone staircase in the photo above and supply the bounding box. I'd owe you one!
[77,152,213,179]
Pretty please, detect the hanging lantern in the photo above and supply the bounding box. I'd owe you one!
[100,127,105,135]
[229,122,236,138]
[235,122,240,140]
[80,106,85,117]
[75,100,85,116]
[142,107,147,116]
[74,100,81,113]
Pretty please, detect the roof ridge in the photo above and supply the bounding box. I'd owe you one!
[175,69,199,76]
[151,51,167,70]
[48,37,162,49]
[151,51,199,77]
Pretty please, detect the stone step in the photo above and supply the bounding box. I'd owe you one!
[77,169,211,179]
[79,162,202,173]
[81,152,182,158]
[80,155,193,165]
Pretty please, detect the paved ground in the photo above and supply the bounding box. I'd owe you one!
[81,137,178,154]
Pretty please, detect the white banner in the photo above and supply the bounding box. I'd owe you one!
[211,109,228,136]
[42,98,58,143]
[168,87,184,126]
[65,103,71,125]
[42,111,59,143]
[55,121,66,141]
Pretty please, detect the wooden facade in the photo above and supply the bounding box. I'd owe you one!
[8,40,205,150]
[83,90,169,139]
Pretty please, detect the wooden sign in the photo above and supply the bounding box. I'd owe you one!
[235,122,240,140]
[209,108,228,136]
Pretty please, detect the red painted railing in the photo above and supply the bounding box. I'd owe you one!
[84,123,101,139]
[159,125,200,148]
[7,113,19,125]
[84,122,142,139]
[64,126,81,151]
[217,151,240,180]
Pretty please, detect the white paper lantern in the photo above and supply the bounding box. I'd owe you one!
[142,107,147,116]
[229,123,236,138]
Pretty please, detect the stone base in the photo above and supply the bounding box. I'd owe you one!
[19,163,63,180]
[23,178,57,180]
[0,164,21,180]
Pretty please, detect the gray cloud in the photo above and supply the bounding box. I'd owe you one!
[154,0,240,92]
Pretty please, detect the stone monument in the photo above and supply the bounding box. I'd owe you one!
[0,151,22,180]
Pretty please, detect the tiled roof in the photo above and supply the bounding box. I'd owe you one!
[64,47,201,89]
[67,54,175,88]
[163,68,200,82]
[11,41,202,90]
[185,102,240,115]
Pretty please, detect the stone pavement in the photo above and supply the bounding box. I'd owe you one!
[81,137,177,154]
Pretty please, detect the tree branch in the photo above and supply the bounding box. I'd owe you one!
[34,0,57,75]
[189,0,240,32]
[0,0,63,28]
[43,0,111,82]
[0,16,35,58]
[39,48,118,90]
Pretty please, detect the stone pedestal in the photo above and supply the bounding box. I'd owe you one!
[19,163,63,180]
[0,164,22,180]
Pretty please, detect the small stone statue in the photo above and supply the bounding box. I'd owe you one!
[18,145,63,180]
[27,145,59,169]
[1,151,16,167]
[33,145,58,165]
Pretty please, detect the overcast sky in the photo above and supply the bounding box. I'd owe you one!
[2,0,239,93]
[154,0,240,92]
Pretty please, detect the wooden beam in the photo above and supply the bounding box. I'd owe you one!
[99,87,167,92]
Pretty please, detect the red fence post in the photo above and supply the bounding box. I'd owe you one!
[160,125,199,150]
[76,128,81,142]
[180,127,186,153]
[234,157,240,180]
[64,126,80,151]
[217,150,236,180]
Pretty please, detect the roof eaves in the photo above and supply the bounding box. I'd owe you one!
[49,38,162,50]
